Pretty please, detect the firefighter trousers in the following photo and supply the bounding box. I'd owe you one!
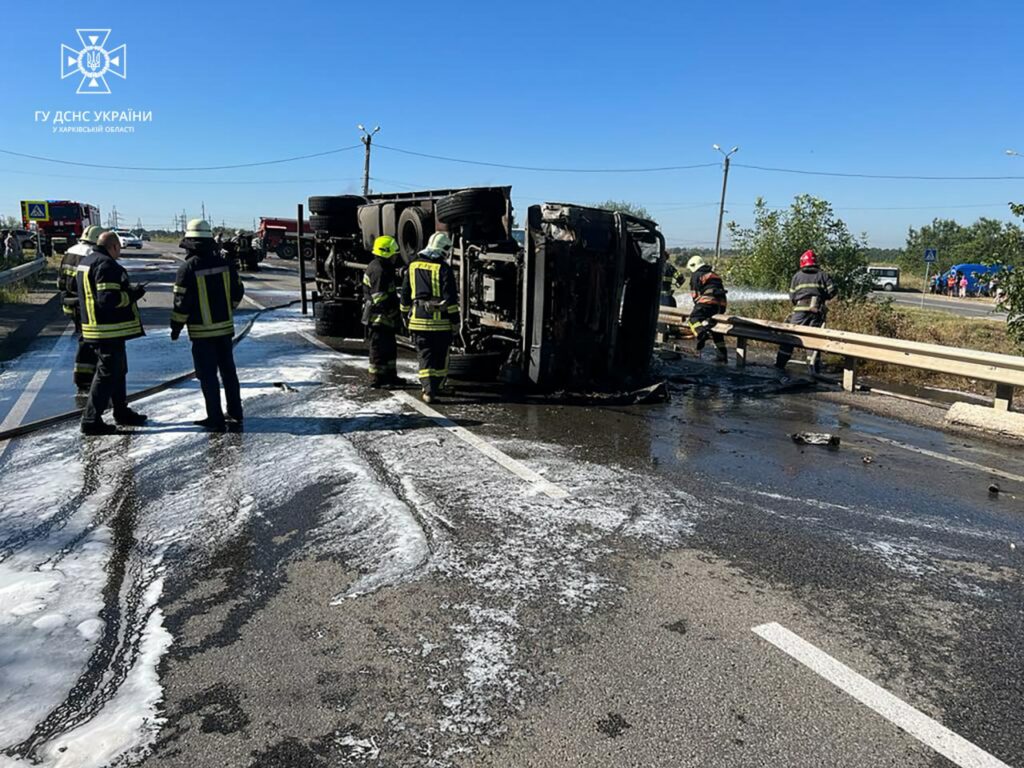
[367,326,397,382]
[413,331,452,395]
[81,340,128,425]
[73,334,98,391]
[688,303,727,361]
[776,311,824,371]
[191,336,243,423]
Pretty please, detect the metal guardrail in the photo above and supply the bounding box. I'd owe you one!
[0,257,47,287]
[659,307,1021,411]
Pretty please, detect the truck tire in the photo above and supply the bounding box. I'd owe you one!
[301,241,315,260]
[277,241,296,260]
[397,207,434,261]
[435,189,505,226]
[447,350,507,382]
[314,301,362,339]
[309,214,358,237]
[308,195,366,215]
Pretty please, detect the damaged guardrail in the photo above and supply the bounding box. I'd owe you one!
[0,257,47,287]
[658,307,1022,411]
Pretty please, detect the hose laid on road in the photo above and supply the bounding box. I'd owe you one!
[0,300,301,444]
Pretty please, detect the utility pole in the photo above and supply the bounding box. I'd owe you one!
[712,144,739,261]
[358,124,380,196]
[201,201,206,221]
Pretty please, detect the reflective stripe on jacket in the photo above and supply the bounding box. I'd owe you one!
[400,251,460,333]
[361,257,399,328]
[59,242,93,319]
[75,248,144,341]
[171,250,244,340]
[789,266,837,312]
[689,265,728,309]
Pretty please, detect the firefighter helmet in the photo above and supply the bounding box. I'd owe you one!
[185,219,214,239]
[800,249,817,268]
[426,232,452,254]
[372,235,400,259]
[686,255,706,273]
[81,225,104,245]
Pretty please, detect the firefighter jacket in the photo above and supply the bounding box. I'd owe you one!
[170,248,244,340]
[661,262,678,295]
[400,250,460,333]
[789,266,837,313]
[690,265,728,310]
[361,257,400,328]
[59,242,94,321]
[75,246,145,342]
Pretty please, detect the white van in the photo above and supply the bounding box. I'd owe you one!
[868,265,900,291]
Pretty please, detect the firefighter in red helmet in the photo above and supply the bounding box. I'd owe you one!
[775,249,837,373]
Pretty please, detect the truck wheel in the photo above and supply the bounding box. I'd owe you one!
[435,189,505,226]
[397,207,434,261]
[277,242,296,260]
[301,242,315,260]
[309,214,357,237]
[447,350,507,382]
[314,301,362,338]
[308,195,366,235]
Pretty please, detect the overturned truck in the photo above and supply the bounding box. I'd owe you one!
[308,187,666,391]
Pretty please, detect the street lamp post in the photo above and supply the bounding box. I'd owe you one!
[712,144,739,261]
[359,124,381,196]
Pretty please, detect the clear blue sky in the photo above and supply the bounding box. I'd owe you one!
[2,0,1022,248]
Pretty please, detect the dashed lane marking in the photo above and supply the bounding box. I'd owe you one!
[753,622,1012,768]
[297,329,569,500]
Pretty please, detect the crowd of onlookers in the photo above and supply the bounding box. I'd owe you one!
[929,270,1005,302]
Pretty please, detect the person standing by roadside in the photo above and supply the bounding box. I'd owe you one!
[60,225,105,392]
[362,235,403,387]
[0,230,8,264]
[170,219,245,432]
[77,231,148,434]
[775,249,837,374]
[959,273,968,298]
[946,271,956,296]
[4,229,22,266]
[400,232,460,403]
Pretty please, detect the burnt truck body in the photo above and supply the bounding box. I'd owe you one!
[309,187,665,391]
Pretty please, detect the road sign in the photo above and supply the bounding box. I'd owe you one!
[23,201,49,221]
[924,248,937,263]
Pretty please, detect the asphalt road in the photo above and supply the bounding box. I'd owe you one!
[0,297,1021,767]
[873,291,1008,320]
[0,242,305,432]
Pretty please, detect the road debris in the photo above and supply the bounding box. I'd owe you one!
[988,483,1000,496]
[791,432,841,449]
[863,455,874,465]
[273,381,299,392]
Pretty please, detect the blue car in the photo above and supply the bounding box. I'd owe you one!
[943,263,1003,295]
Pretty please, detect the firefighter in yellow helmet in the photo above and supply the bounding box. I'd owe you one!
[362,235,404,387]
[686,255,729,362]
[400,232,460,403]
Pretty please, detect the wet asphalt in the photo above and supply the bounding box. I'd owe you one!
[1,295,1022,767]
[127,347,1023,767]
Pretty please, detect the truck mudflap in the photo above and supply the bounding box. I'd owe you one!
[524,203,665,391]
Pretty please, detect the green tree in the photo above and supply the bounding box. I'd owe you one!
[992,203,1024,349]
[903,217,1024,273]
[591,200,652,220]
[726,195,872,297]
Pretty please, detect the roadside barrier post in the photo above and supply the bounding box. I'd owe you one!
[297,203,307,315]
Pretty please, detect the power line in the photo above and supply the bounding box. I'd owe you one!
[732,162,1024,181]
[0,167,365,185]
[375,144,720,173]
[0,144,362,172]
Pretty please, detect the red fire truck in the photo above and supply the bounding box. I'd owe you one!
[20,200,101,256]
[256,216,314,263]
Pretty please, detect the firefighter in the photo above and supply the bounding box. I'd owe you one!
[362,235,403,387]
[400,232,460,403]
[233,229,254,271]
[170,219,245,432]
[775,249,837,373]
[77,231,148,435]
[686,255,728,362]
[660,258,679,308]
[60,225,105,392]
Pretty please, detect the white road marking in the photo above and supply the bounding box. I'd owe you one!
[753,622,1012,768]
[0,323,77,459]
[297,330,569,500]
[862,434,1024,484]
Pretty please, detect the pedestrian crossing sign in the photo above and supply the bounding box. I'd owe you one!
[23,201,49,221]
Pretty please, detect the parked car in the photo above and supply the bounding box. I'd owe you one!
[114,230,143,249]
